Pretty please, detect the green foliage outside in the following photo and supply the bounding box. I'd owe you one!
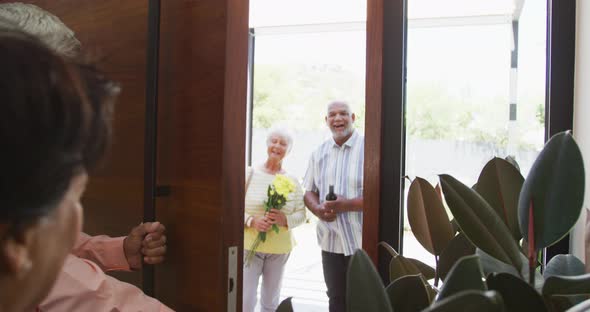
[253,64,365,131]
[254,64,545,150]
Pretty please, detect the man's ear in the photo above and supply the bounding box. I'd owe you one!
[351,113,356,122]
[325,115,328,124]
[0,224,34,277]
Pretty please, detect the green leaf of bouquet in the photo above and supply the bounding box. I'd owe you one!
[476,157,524,241]
[423,290,505,312]
[438,232,476,281]
[347,249,393,312]
[518,131,585,250]
[385,274,430,312]
[276,297,293,312]
[408,177,455,255]
[487,272,548,312]
[543,273,590,296]
[439,174,523,271]
[544,254,586,279]
[437,255,486,301]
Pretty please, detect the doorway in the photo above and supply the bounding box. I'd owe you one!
[246,1,367,310]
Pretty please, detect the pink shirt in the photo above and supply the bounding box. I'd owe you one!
[37,233,173,312]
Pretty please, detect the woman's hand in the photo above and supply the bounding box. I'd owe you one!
[252,215,272,232]
[267,208,288,227]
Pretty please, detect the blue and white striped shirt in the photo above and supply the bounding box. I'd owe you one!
[303,130,364,256]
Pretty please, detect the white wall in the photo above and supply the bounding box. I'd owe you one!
[571,0,590,264]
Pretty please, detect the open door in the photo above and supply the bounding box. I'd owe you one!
[155,0,249,310]
[4,0,250,310]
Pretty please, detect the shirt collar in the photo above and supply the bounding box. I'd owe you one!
[332,130,358,148]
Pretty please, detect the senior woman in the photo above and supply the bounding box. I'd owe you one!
[0,30,116,311]
[243,126,306,312]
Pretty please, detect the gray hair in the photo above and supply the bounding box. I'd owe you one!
[266,126,294,153]
[327,100,352,115]
[0,3,81,58]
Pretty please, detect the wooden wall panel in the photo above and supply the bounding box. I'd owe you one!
[2,0,149,287]
[155,0,249,310]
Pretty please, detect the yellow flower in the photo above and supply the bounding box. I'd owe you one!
[273,174,296,197]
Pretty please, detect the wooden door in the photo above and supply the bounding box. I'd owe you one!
[155,1,249,310]
[2,1,250,310]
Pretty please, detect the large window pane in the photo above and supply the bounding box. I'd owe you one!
[403,0,547,267]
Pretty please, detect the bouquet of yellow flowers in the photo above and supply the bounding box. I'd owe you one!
[245,174,296,266]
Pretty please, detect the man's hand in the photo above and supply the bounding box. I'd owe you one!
[124,222,167,270]
[267,208,288,227]
[314,203,337,222]
[252,215,272,232]
[324,195,349,213]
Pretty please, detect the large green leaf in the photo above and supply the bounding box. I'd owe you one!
[438,232,476,281]
[566,298,590,312]
[379,241,435,282]
[379,241,400,257]
[518,131,585,250]
[476,157,524,240]
[276,297,293,312]
[544,255,586,279]
[385,274,430,312]
[476,248,544,291]
[437,255,486,301]
[409,258,436,281]
[408,177,455,255]
[542,273,590,296]
[389,254,426,282]
[423,291,505,312]
[546,295,590,312]
[347,249,393,312]
[439,174,523,271]
[486,272,548,312]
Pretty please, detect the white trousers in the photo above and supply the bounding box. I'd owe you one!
[243,252,290,312]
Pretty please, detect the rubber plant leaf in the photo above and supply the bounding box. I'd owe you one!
[346,249,393,312]
[437,255,486,301]
[518,131,585,252]
[476,157,524,240]
[487,272,548,312]
[385,274,430,312]
[408,177,455,255]
[440,174,523,271]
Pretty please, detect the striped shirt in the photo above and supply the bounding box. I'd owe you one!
[303,130,364,256]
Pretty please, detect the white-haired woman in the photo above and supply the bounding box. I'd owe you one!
[243,127,306,312]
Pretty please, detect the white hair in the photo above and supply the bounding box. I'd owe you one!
[0,3,81,58]
[327,100,352,115]
[266,126,294,153]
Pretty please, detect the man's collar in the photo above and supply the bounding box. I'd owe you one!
[332,130,358,148]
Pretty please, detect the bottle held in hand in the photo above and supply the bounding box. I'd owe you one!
[326,185,337,201]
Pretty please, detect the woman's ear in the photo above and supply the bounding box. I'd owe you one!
[0,224,34,278]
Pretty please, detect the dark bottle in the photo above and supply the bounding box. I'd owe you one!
[326,185,337,201]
